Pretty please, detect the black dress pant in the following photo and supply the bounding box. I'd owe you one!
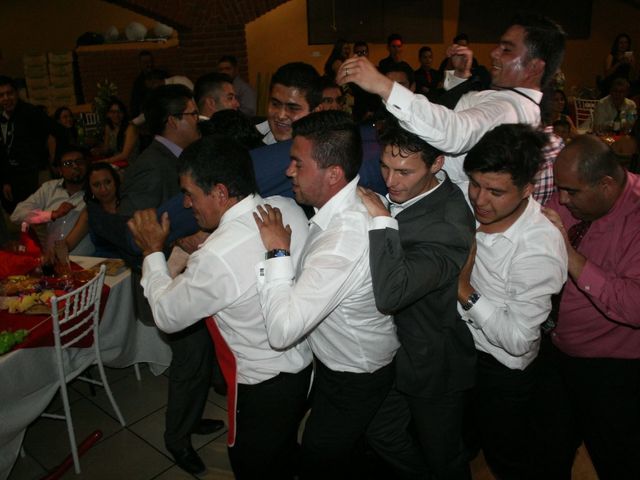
[367,385,471,480]
[300,359,395,480]
[164,321,214,450]
[466,351,539,480]
[228,364,312,480]
[533,338,640,480]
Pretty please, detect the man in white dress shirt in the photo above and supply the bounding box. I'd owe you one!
[253,111,400,479]
[457,124,568,480]
[338,14,566,193]
[128,136,313,479]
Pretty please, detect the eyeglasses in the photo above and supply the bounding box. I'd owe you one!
[172,110,199,119]
[354,49,368,56]
[61,159,84,168]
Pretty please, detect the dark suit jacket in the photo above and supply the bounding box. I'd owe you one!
[369,175,476,397]
[118,139,181,215]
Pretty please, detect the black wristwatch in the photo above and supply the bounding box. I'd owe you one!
[266,249,290,260]
[462,291,481,311]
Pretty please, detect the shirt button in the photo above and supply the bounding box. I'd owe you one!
[584,285,590,291]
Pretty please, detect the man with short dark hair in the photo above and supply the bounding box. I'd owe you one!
[11,147,93,255]
[0,75,53,213]
[414,46,442,99]
[458,124,567,479]
[93,84,223,475]
[593,77,636,133]
[255,62,322,144]
[358,120,476,479]
[129,136,312,479]
[254,111,399,479]
[194,72,239,120]
[317,77,344,112]
[539,135,640,479]
[218,55,257,117]
[378,33,412,74]
[340,15,567,194]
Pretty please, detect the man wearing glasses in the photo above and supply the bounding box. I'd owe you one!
[10,146,94,255]
[93,84,224,475]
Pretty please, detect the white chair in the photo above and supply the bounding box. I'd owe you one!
[80,111,100,136]
[41,265,126,474]
[574,97,598,133]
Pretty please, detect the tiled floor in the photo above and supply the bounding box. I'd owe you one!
[8,364,598,480]
[9,364,233,480]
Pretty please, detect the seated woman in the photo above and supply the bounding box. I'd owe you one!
[80,162,123,258]
[93,98,139,166]
[550,89,576,136]
[53,106,79,150]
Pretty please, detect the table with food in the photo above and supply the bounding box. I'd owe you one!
[0,253,171,480]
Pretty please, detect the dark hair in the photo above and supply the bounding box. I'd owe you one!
[568,135,624,185]
[610,33,632,56]
[553,89,569,114]
[54,106,73,122]
[143,84,193,136]
[270,62,322,111]
[418,46,432,58]
[385,63,415,86]
[319,76,340,92]
[378,117,441,166]
[144,68,168,83]
[453,33,469,44]
[200,109,263,150]
[0,76,17,90]
[178,135,257,198]
[611,77,631,91]
[511,14,567,89]
[218,55,238,67]
[292,110,362,181]
[139,50,152,59]
[194,72,233,108]
[353,40,368,50]
[105,97,130,151]
[324,38,349,78]
[464,124,547,188]
[55,145,89,166]
[84,162,121,205]
[387,33,402,46]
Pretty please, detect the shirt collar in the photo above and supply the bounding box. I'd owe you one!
[218,193,262,228]
[478,197,537,244]
[310,176,360,231]
[386,170,446,217]
[154,135,183,158]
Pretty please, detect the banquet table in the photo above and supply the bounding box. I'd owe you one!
[0,256,172,480]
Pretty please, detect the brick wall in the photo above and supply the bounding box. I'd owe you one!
[75,0,288,105]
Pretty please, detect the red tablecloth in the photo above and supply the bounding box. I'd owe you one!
[0,283,110,352]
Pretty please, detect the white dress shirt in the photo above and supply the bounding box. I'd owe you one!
[257,176,400,373]
[593,96,637,131]
[458,198,568,370]
[141,194,312,385]
[384,79,542,190]
[10,178,94,255]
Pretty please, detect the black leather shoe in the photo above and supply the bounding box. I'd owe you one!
[192,418,225,435]
[167,446,206,475]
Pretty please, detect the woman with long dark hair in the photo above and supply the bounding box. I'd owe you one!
[95,97,139,165]
[601,33,637,96]
[324,39,351,80]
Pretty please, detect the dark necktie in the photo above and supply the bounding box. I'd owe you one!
[542,220,591,334]
[567,220,591,250]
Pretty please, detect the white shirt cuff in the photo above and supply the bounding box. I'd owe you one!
[370,216,398,231]
[142,251,169,277]
[459,294,495,330]
[263,256,295,283]
[385,82,417,115]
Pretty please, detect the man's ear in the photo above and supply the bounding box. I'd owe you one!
[527,58,545,79]
[521,182,535,199]
[326,164,345,186]
[430,155,444,174]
